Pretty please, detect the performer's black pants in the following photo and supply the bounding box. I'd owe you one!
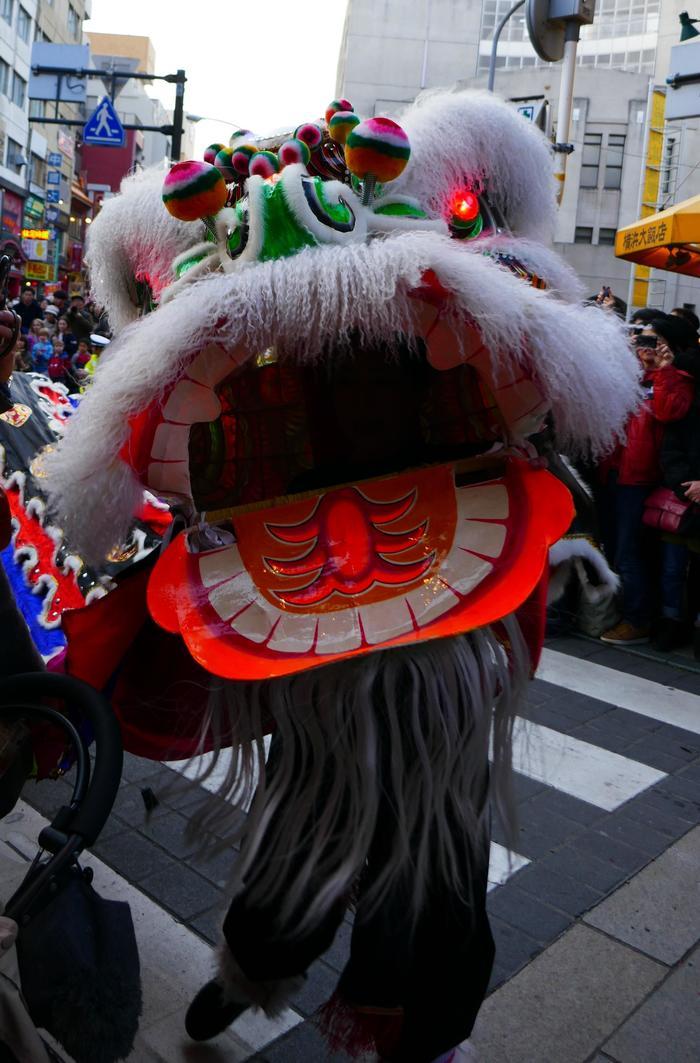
[222,732,494,1063]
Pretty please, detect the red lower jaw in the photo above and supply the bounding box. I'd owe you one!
[147,458,572,680]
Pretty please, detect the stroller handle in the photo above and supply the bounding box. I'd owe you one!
[0,673,123,847]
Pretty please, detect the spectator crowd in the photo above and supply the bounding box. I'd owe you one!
[3,287,109,391]
[570,290,700,660]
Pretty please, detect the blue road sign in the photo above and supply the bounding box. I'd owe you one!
[47,152,62,166]
[83,96,125,147]
[45,207,59,222]
[46,189,60,203]
[46,170,61,185]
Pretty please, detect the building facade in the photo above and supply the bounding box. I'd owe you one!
[337,0,700,309]
[0,0,90,295]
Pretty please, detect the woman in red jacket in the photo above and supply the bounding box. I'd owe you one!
[600,316,694,644]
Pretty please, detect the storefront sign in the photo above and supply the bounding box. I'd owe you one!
[21,228,50,240]
[22,239,49,261]
[57,129,74,159]
[45,207,59,223]
[48,153,62,167]
[1,191,23,236]
[46,190,60,204]
[25,261,55,281]
[23,195,44,221]
[46,170,61,186]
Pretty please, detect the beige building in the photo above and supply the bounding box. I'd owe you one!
[337,0,700,310]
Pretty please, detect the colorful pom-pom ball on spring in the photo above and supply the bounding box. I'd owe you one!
[278,138,311,168]
[344,117,411,184]
[328,110,360,146]
[325,98,353,125]
[203,142,225,165]
[232,143,259,176]
[214,147,237,182]
[249,150,280,179]
[294,123,323,150]
[162,161,227,222]
[229,128,253,147]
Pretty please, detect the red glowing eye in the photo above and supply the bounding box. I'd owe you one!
[451,189,479,221]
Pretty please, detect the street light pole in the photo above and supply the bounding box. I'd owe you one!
[552,20,580,203]
[488,0,526,93]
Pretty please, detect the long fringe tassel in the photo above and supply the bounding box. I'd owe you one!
[316,992,404,1060]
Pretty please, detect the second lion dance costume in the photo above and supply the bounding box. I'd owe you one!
[40,91,641,1061]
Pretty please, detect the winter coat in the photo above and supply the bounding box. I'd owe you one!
[660,398,700,538]
[66,306,95,341]
[30,340,53,375]
[602,364,694,486]
[15,300,42,332]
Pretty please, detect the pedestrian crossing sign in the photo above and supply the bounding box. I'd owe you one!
[83,96,125,147]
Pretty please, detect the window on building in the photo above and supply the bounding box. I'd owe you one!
[599,228,617,245]
[580,133,602,188]
[11,71,26,108]
[574,227,594,243]
[605,133,626,189]
[29,152,45,186]
[0,0,12,26]
[0,57,9,97]
[661,136,677,199]
[67,4,79,37]
[6,137,24,174]
[17,4,30,40]
[29,97,45,119]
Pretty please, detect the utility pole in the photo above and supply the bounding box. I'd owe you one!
[29,64,187,163]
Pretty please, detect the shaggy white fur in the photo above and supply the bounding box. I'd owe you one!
[85,166,205,334]
[394,90,558,242]
[45,226,640,562]
[548,537,620,605]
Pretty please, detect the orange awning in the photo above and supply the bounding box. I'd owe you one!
[615,194,700,277]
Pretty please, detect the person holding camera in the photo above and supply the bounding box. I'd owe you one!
[598,316,695,644]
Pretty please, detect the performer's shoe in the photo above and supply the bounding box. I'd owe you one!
[185,979,249,1041]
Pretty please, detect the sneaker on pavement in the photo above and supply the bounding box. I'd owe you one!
[600,621,650,645]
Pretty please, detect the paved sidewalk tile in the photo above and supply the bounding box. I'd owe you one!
[470,923,665,1063]
[604,945,700,1063]
[584,826,700,965]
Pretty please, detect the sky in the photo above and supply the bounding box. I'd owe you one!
[86,0,349,158]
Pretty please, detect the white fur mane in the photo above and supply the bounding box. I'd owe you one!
[45,225,640,562]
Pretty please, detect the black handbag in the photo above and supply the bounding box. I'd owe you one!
[16,870,142,1063]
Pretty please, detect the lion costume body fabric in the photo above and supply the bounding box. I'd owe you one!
[44,91,640,1061]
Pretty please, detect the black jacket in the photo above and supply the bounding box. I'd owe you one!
[16,300,43,331]
[661,397,700,535]
[66,305,95,340]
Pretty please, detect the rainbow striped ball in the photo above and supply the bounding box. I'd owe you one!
[278,137,311,167]
[249,150,280,179]
[294,123,323,150]
[229,128,253,146]
[214,146,237,181]
[344,117,411,184]
[162,161,227,221]
[325,98,353,125]
[204,142,225,165]
[328,110,360,146]
[232,143,259,176]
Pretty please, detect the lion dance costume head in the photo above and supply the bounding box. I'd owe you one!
[45,91,639,1060]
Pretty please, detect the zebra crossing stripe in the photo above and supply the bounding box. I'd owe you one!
[538,649,700,735]
[510,718,665,812]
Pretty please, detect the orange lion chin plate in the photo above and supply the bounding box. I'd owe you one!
[148,457,572,680]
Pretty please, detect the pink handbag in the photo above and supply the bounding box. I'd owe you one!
[642,487,691,534]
